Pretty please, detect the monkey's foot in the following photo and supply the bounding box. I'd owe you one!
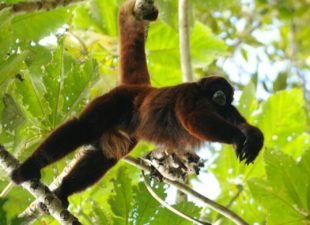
[144,150,204,182]
[179,152,205,176]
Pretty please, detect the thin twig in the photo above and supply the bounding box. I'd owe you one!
[213,184,244,224]
[123,156,249,225]
[142,171,211,225]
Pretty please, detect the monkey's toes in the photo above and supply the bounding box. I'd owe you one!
[11,165,41,184]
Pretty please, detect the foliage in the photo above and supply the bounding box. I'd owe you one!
[0,0,309,224]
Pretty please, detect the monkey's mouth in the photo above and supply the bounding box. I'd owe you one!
[212,90,226,106]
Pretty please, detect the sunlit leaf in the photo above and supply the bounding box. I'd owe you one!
[249,149,310,225]
[108,167,133,225]
[256,89,306,148]
[191,22,228,67]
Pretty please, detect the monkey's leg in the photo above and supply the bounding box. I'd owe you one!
[11,118,95,184]
[53,147,116,207]
[11,93,126,184]
[53,138,137,207]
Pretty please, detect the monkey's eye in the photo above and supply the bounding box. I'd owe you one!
[212,90,226,106]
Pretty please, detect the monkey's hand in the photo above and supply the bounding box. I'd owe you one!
[11,159,41,184]
[235,125,264,164]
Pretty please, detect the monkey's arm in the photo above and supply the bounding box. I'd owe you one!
[178,109,245,146]
[176,104,262,164]
[224,105,264,163]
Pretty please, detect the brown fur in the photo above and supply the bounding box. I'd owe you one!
[119,0,158,85]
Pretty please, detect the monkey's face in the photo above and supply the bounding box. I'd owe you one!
[199,76,234,107]
[212,90,227,106]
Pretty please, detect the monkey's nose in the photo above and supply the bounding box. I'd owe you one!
[212,90,226,106]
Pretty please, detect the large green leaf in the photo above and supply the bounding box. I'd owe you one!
[248,149,310,225]
[1,94,25,131]
[282,133,310,159]
[257,89,306,148]
[0,199,7,225]
[0,51,29,88]
[11,8,70,43]
[72,0,119,36]
[155,0,178,29]
[150,201,202,225]
[0,11,13,59]
[131,182,165,225]
[108,167,133,225]
[146,22,182,86]
[237,82,258,120]
[190,22,228,67]
[14,40,100,128]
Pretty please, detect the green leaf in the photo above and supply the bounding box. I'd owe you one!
[155,0,178,29]
[73,0,119,35]
[11,8,70,43]
[238,82,258,119]
[191,22,228,67]
[0,51,29,87]
[273,72,288,92]
[299,150,310,212]
[265,150,308,212]
[150,201,202,225]
[248,150,310,225]
[282,134,310,159]
[1,94,26,131]
[0,199,7,225]
[147,22,182,86]
[131,182,165,225]
[0,11,13,59]
[257,89,306,148]
[241,48,248,62]
[248,178,304,225]
[108,166,133,225]
[92,203,114,225]
[24,39,100,127]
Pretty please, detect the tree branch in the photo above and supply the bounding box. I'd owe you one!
[0,145,81,225]
[0,147,249,225]
[141,171,211,225]
[178,0,194,82]
[124,156,249,225]
[0,0,83,14]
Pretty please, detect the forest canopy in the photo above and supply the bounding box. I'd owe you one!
[0,0,309,225]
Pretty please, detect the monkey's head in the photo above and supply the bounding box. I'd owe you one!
[199,76,234,106]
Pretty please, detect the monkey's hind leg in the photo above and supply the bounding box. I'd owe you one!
[11,118,92,184]
[53,145,117,207]
[54,135,137,207]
